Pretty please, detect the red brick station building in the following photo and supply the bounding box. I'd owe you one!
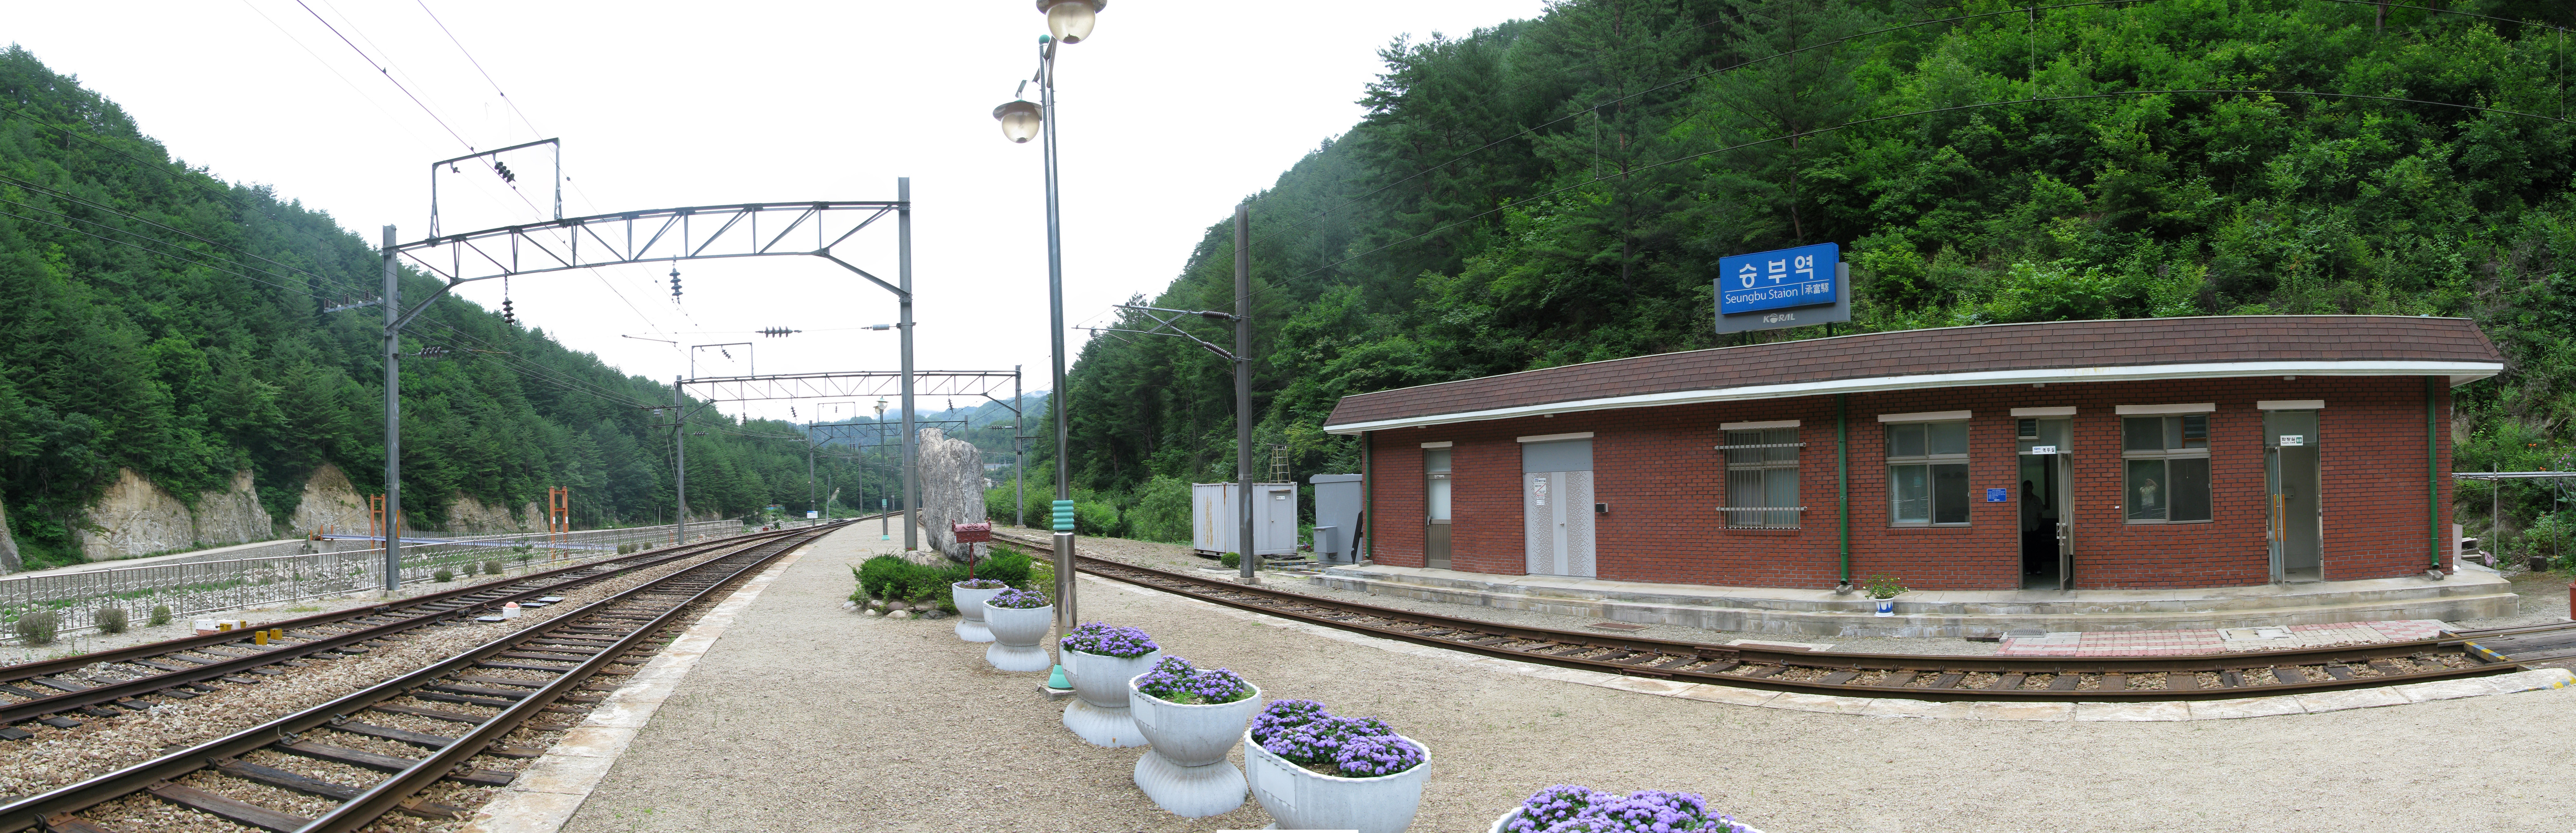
[1321,316,2515,634]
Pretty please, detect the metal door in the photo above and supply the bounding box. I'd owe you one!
[1523,471,1596,577]
[2265,411,2323,583]
[2054,453,2075,590]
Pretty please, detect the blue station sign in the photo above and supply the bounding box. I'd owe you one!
[1718,242,1839,315]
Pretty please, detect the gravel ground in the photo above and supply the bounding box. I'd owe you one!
[562,526,2576,833]
[1057,534,2004,657]
[0,546,734,804]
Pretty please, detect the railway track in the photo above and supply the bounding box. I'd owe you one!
[0,525,822,738]
[997,532,2564,702]
[0,521,845,833]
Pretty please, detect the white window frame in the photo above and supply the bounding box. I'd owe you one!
[1718,423,1803,529]
[2119,414,2213,524]
[1885,420,1972,526]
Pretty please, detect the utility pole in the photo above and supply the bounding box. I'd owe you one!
[900,177,920,551]
[1014,365,1025,529]
[1235,202,1255,582]
[673,374,687,547]
[806,439,818,527]
[380,225,403,594]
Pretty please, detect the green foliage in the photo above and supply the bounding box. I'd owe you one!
[1125,476,1192,543]
[956,549,1033,589]
[0,47,876,568]
[1039,0,2576,547]
[482,560,503,576]
[148,604,171,626]
[433,569,453,583]
[96,606,127,634]
[1864,574,1908,599]
[12,609,59,644]
[1220,552,1241,569]
[1076,500,1121,536]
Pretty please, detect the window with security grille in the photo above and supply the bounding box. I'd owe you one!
[2122,414,2211,523]
[1886,421,1971,525]
[1722,428,1800,529]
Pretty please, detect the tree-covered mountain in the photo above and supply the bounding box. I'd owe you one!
[1047,0,2576,549]
[0,47,895,569]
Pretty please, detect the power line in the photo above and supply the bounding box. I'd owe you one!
[413,0,545,139]
[290,0,471,148]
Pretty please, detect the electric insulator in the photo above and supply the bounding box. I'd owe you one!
[495,162,516,183]
[669,266,682,299]
[759,327,800,338]
[502,297,516,326]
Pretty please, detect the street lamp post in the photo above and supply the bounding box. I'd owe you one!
[999,0,1106,666]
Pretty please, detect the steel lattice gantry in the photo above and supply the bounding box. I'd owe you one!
[682,370,1018,403]
[374,185,924,576]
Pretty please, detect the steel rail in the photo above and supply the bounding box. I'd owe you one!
[0,526,813,728]
[997,533,2533,702]
[301,522,835,832]
[0,521,843,833]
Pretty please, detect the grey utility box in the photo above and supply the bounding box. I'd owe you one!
[1310,473,1364,564]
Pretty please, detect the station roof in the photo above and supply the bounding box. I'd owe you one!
[1322,315,2503,434]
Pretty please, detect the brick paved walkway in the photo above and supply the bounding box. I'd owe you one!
[1995,619,2450,656]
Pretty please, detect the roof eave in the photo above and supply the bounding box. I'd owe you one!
[1323,360,2503,435]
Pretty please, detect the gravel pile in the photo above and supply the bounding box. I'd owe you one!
[0,546,734,802]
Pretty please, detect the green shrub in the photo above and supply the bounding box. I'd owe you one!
[1126,476,1192,543]
[1076,500,1121,536]
[946,549,1032,588]
[1220,552,1241,569]
[434,568,455,583]
[483,559,504,576]
[858,555,910,598]
[13,610,60,644]
[149,604,172,626]
[97,607,128,634]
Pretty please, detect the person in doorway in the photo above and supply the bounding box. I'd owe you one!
[2021,480,2054,576]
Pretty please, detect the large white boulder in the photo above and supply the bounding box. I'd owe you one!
[915,427,987,560]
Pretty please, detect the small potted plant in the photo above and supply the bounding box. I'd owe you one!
[1864,573,1907,617]
[952,545,1007,642]
[1059,622,1161,748]
[981,587,1055,672]
[1245,699,1432,833]
[1127,655,1262,818]
[1490,784,1758,833]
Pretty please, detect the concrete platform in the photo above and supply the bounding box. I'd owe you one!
[1311,564,2519,638]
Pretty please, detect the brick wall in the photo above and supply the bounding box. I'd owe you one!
[1364,376,2453,590]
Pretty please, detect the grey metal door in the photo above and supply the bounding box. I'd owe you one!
[2265,410,2323,583]
[1523,470,1595,577]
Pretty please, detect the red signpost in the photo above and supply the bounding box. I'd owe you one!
[953,521,995,580]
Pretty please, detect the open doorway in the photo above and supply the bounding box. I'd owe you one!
[2017,418,2072,590]
[2266,410,2322,583]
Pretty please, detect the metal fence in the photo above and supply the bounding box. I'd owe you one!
[0,521,741,639]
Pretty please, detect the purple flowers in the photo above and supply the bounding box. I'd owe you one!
[986,587,1051,609]
[954,578,1007,590]
[1251,699,1423,778]
[1060,622,1159,658]
[1131,655,1254,705]
[1504,785,1741,833]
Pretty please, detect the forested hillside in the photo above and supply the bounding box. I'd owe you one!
[0,47,896,569]
[1050,0,2576,550]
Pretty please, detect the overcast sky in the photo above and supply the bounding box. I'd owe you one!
[5,0,1547,423]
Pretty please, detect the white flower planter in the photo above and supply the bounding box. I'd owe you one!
[1061,648,1159,748]
[1873,596,1897,617]
[981,602,1054,672]
[1246,729,1430,833]
[1488,806,1763,833]
[1128,674,1263,818]
[952,582,1005,642]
